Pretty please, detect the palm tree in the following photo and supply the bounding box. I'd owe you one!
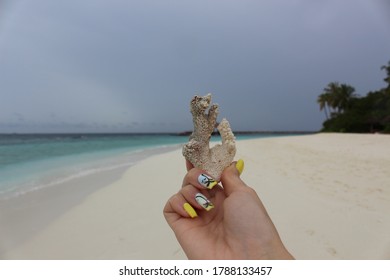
[381,61,390,90]
[320,82,356,116]
[337,83,356,113]
[317,93,331,120]
[321,82,340,116]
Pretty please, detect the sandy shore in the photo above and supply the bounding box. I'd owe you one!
[1,133,390,259]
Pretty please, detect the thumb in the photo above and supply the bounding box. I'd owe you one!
[220,159,247,196]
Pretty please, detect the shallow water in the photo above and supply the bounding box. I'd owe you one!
[0,133,295,199]
[0,134,187,199]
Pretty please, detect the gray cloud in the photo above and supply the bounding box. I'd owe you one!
[1,0,389,133]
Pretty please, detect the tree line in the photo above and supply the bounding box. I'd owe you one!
[317,61,390,133]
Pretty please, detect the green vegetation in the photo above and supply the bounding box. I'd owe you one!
[317,61,390,133]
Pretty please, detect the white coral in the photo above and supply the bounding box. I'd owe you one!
[182,94,236,181]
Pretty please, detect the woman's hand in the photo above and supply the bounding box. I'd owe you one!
[163,160,294,259]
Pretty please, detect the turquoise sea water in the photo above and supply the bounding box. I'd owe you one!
[0,133,296,199]
[0,134,185,199]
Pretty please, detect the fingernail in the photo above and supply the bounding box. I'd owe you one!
[195,193,214,211]
[183,203,198,218]
[235,159,244,175]
[198,173,218,189]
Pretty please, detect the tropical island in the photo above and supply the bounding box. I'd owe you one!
[317,61,390,133]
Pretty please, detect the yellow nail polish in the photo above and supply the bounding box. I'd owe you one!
[235,159,244,175]
[183,203,198,218]
[198,173,218,189]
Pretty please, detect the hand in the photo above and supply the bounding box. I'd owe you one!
[163,160,294,259]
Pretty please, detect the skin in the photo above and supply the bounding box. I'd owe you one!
[163,160,294,260]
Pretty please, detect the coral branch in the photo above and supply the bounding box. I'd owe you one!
[182,94,236,181]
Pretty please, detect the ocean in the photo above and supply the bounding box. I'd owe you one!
[0,133,294,200]
[0,134,188,199]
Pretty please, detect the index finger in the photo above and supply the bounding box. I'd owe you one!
[182,167,219,190]
[185,159,194,171]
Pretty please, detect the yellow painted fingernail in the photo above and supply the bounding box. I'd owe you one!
[235,159,244,175]
[198,173,218,189]
[183,203,198,218]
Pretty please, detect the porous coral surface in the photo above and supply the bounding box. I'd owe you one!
[182,94,236,181]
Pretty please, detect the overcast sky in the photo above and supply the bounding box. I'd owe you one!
[1,0,390,133]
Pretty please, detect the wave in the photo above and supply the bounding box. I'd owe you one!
[0,144,181,200]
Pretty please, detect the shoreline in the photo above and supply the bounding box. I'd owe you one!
[1,133,390,259]
[0,144,183,201]
[0,144,181,257]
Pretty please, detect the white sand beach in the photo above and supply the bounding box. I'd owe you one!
[1,133,390,259]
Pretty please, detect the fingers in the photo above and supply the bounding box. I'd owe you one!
[183,159,247,196]
[182,167,219,190]
[182,185,215,212]
[185,160,219,193]
[165,158,247,221]
[220,159,248,196]
[164,184,215,220]
[165,162,221,220]
[164,193,197,219]
[185,159,194,171]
